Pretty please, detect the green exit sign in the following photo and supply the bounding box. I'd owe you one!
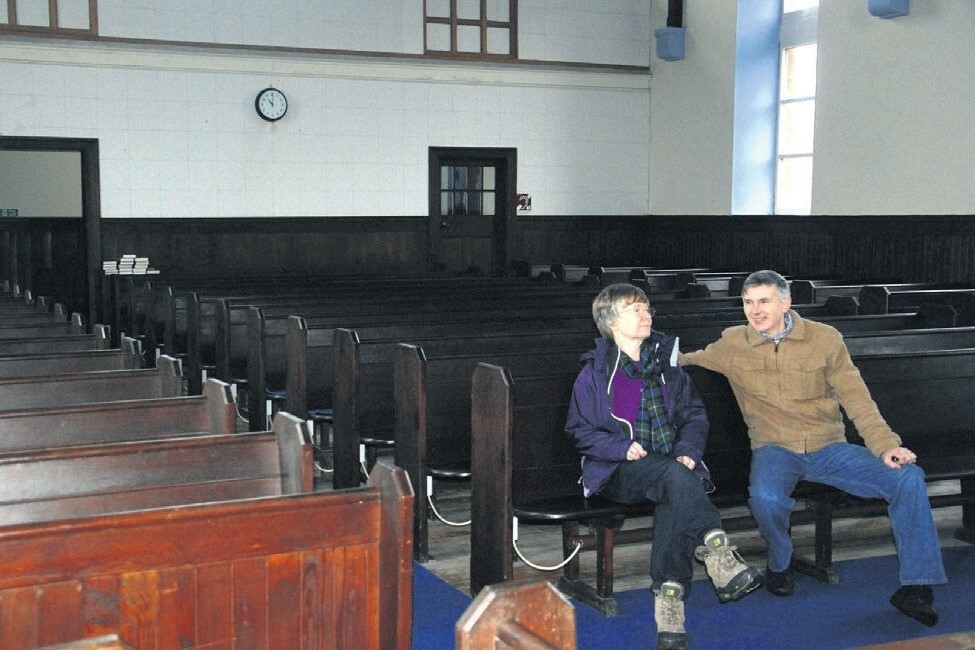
[0,209,19,217]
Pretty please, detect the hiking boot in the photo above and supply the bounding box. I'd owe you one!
[765,568,795,596]
[890,585,938,627]
[694,528,763,603]
[655,581,688,650]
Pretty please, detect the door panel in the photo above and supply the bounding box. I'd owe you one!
[428,148,516,275]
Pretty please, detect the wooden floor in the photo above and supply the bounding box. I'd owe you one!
[378,466,968,597]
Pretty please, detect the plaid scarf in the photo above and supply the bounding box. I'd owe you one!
[617,342,675,455]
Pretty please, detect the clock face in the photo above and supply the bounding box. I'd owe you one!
[256,88,287,122]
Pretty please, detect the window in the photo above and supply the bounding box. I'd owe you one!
[775,1,818,215]
[1,0,96,34]
[440,165,496,216]
[425,0,517,59]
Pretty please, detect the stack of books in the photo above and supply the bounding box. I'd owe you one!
[118,254,137,275]
[102,255,160,276]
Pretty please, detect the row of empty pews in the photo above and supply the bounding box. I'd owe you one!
[0,284,413,649]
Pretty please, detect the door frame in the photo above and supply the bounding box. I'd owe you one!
[0,136,101,327]
[428,146,517,276]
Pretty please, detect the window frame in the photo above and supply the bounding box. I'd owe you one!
[774,3,818,216]
[423,0,518,61]
[1,0,98,36]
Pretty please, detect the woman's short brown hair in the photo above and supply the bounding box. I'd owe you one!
[592,283,650,338]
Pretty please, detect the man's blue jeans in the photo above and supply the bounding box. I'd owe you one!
[749,442,947,585]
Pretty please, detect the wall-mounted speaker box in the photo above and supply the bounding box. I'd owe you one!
[654,27,686,62]
[868,0,910,19]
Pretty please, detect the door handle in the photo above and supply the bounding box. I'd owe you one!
[439,221,451,230]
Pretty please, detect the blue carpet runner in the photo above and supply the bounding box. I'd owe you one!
[413,546,975,649]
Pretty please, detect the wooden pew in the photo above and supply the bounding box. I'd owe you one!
[629,267,712,291]
[390,336,584,561]
[0,336,142,379]
[674,270,751,293]
[859,286,975,324]
[0,459,412,650]
[257,294,854,431]
[800,347,975,579]
[0,354,182,412]
[0,302,68,324]
[841,326,975,355]
[388,321,971,562]
[0,324,110,356]
[468,363,819,614]
[468,343,975,613]
[0,291,46,312]
[227,284,592,393]
[790,279,914,305]
[142,270,465,355]
[456,580,576,650]
[550,263,595,285]
[333,328,590,490]
[321,309,945,479]
[0,378,236,453]
[507,261,556,280]
[280,310,598,421]
[589,266,646,287]
[246,293,601,429]
[0,312,84,339]
[0,411,312,527]
[192,280,600,394]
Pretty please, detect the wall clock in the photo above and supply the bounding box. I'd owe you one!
[255,87,288,122]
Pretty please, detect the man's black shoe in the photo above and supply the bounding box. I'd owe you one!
[765,568,794,596]
[890,585,938,627]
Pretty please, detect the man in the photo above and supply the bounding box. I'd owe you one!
[680,270,946,626]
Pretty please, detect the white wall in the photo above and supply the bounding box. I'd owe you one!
[97,0,424,54]
[519,0,652,67]
[813,0,975,214]
[0,1,653,218]
[9,1,971,219]
[0,38,649,218]
[647,0,737,215]
[648,0,975,215]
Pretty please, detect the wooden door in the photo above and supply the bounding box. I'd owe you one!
[428,147,516,275]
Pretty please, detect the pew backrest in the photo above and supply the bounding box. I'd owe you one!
[0,378,236,453]
[0,354,182,411]
[0,411,313,527]
[0,460,411,650]
[0,336,143,379]
[0,324,110,356]
[0,311,84,338]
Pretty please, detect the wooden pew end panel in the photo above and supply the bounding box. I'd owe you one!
[456,580,576,650]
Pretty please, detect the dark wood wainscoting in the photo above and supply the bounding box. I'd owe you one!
[1,217,88,315]
[4,215,973,323]
[514,214,975,283]
[99,216,430,276]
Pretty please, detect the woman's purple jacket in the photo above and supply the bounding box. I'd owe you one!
[564,331,713,497]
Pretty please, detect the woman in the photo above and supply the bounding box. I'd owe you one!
[565,283,762,650]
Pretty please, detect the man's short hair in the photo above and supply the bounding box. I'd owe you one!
[741,270,790,300]
[592,283,649,339]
